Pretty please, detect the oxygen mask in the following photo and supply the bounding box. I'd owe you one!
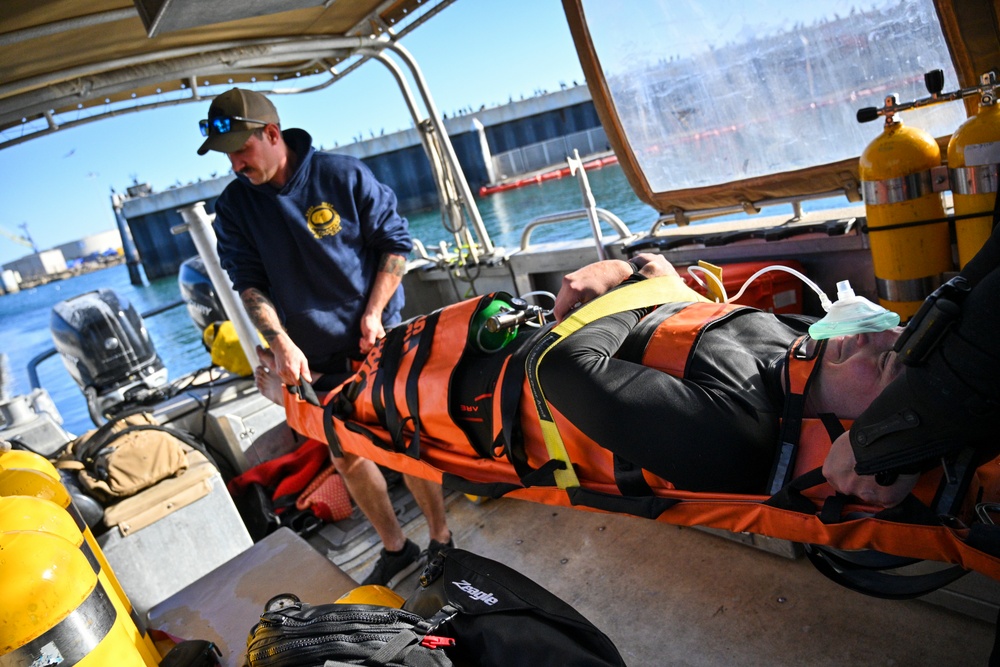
[807,280,900,339]
[686,263,900,340]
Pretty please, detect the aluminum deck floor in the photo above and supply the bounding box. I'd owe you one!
[305,485,995,667]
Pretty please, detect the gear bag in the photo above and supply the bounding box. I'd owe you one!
[245,595,453,667]
[57,411,191,502]
[403,548,626,667]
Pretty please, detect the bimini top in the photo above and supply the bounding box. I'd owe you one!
[561,0,998,222]
[0,0,455,148]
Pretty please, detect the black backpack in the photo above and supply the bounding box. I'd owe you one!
[403,548,627,667]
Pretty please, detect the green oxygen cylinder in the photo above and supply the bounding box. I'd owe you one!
[470,295,521,353]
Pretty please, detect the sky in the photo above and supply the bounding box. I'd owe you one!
[0,0,586,265]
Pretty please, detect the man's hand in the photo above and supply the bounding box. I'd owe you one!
[268,331,312,385]
[359,312,386,355]
[357,252,405,355]
[240,287,309,385]
[553,253,679,322]
[822,431,919,507]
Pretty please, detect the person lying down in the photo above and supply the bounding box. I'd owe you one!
[257,253,906,501]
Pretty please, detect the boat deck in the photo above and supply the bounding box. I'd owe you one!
[305,482,996,666]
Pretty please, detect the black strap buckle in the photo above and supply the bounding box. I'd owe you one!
[894,275,970,366]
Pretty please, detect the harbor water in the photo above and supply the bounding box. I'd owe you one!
[0,163,659,437]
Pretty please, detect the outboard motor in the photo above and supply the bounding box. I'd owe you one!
[178,255,225,336]
[50,289,168,425]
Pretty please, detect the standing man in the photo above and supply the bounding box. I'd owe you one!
[198,88,452,587]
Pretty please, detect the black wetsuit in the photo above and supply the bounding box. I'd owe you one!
[538,301,812,494]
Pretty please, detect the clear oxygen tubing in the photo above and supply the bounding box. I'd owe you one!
[685,264,900,339]
[686,264,833,311]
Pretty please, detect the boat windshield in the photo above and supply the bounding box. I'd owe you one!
[581,0,965,199]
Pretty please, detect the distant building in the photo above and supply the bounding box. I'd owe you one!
[4,250,67,281]
[55,229,123,262]
[1,270,19,294]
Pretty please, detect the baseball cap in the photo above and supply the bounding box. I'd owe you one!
[197,88,280,155]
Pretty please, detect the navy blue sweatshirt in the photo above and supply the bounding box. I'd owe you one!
[213,129,412,372]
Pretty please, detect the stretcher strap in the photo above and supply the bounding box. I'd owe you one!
[401,310,441,460]
[768,337,824,495]
[528,277,705,490]
[376,322,408,448]
[613,454,654,497]
[497,324,563,486]
[362,310,443,458]
[767,468,974,599]
[566,486,681,519]
[322,396,342,457]
[441,466,563,500]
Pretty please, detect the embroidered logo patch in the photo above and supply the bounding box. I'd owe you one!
[306,203,341,238]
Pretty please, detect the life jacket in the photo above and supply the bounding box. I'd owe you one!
[283,278,1000,592]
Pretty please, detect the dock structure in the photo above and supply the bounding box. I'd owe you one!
[116,86,603,282]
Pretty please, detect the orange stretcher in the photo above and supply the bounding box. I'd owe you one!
[282,279,1000,596]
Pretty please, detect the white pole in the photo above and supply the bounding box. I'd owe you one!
[175,202,260,370]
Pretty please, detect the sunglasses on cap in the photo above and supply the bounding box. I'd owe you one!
[199,115,271,137]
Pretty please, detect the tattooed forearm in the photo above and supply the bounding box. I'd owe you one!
[240,287,284,342]
[378,253,407,277]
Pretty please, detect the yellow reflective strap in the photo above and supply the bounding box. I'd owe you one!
[553,275,707,338]
[530,275,708,489]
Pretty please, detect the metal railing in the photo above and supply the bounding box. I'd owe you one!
[519,207,633,252]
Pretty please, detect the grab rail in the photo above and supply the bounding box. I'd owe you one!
[519,207,633,251]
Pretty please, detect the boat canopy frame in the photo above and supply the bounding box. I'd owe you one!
[0,0,452,148]
[0,0,497,260]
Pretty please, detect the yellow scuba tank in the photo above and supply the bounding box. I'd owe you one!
[0,495,161,666]
[335,585,406,608]
[0,456,160,665]
[0,530,148,666]
[859,111,952,321]
[947,95,1000,268]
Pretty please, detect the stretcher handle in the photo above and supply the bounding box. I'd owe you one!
[768,467,930,523]
[804,544,968,600]
[289,375,321,406]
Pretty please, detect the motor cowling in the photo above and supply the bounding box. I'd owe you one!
[50,289,167,424]
[859,116,953,321]
[947,101,1000,268]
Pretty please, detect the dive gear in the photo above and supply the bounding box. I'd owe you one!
[893,275,970,366]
